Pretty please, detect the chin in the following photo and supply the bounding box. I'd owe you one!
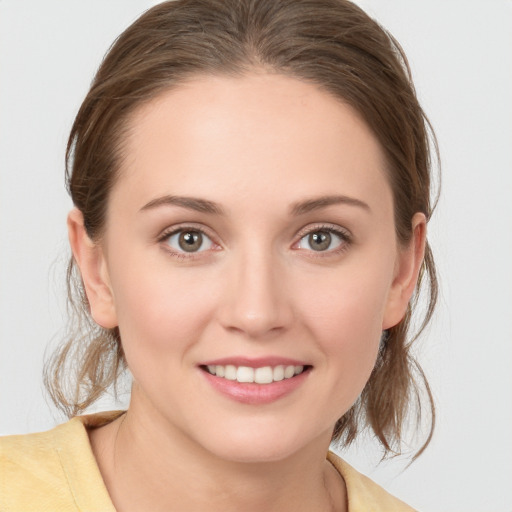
[195,420,328,464]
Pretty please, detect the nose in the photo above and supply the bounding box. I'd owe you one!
[217,246,294,339]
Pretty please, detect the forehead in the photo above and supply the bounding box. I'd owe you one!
[114,72,391,215]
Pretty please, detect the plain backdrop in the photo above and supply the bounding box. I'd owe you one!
[1,1,511,511]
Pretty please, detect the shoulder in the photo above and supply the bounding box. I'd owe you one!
[0,420,78,510]
[327,451,418,512]
[0,412,121,511]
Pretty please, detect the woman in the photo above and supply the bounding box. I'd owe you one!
[0,0,438,510]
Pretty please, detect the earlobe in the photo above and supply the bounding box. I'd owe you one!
[382,213,427,330]
[67,208,118,329]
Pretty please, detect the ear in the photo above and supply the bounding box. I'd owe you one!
[67,208,118,329]
[382,212,427,330]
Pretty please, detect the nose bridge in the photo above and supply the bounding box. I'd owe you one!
[219,238,292,338]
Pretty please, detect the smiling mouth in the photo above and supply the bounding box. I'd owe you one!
[201,364,311,384]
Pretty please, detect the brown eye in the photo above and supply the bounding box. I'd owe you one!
[165,229,214,253]
[308,231,331,251]
[297,228,347,253]
[178,231,203,252]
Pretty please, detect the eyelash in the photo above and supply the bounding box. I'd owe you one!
[157,224,218,260]
[157,223,352,259]
[294,224,352,258]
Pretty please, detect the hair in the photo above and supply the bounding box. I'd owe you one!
[44,0,439,460]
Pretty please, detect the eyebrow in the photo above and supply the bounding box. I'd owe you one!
[140,193,370,216]
[140,195,225,215]
[290,195,371,216]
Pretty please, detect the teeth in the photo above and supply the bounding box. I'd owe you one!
[236,366,254,383]
[273,365,284,381]
[255,366,273,384]
[225,365,237,380]
[284,365,295,379]
[205,364,306,384]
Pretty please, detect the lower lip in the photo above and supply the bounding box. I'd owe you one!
[200,367,311,405]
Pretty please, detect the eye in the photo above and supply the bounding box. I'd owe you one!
[165,229,214,253]
[296,228,348,252]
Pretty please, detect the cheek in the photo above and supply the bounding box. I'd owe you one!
[311,294,381,384]
[297,261,392,339]
[293,262,393,398]
[108,255,218,366]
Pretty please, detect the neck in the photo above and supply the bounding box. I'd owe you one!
[89,396,346,512]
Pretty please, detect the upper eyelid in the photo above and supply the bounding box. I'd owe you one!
[295,223,352,240]
[157,223,217,242]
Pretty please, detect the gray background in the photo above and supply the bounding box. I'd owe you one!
[1,1,511,510]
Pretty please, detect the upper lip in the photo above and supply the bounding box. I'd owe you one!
[199,356,310,368]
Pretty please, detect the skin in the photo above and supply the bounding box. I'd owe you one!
[68,72,426,512]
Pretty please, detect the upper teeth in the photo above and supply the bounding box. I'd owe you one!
[206,364,305,384]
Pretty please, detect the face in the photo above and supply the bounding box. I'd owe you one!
[73,72,423,463]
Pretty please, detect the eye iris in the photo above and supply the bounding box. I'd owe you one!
[178,231,202,252]
[309,231,331,251]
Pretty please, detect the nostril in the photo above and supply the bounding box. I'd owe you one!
[216,260,294,337]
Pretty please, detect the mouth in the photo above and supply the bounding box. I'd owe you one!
[200,364,311,384]
[199,360,312,404]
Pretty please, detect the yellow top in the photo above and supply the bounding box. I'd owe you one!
[0,411,416,511]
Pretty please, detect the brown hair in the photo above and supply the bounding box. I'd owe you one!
[45,0,439,459]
